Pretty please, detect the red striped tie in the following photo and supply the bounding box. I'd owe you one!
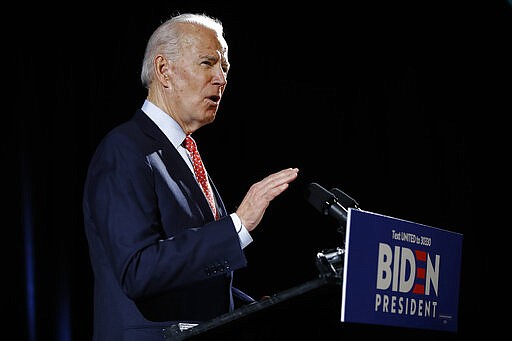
[184,135,219,219]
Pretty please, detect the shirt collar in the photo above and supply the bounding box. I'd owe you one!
[141,99,186,148]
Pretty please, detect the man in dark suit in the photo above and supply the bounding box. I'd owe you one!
[82,12,299,340]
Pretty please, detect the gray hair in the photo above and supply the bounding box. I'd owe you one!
[140,13,226,89]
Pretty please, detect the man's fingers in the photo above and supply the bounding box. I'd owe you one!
[237,168,299,231]
[258,168,299,188]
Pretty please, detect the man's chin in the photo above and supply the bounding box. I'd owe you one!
[203,110,217,123]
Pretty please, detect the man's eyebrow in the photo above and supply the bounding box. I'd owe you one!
[199,54,218,61]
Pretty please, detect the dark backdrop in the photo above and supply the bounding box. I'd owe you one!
[9,1,510,340]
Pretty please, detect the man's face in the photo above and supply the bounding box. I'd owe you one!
[167,24,230,132]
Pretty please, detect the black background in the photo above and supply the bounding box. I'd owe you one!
[8,1,510,339]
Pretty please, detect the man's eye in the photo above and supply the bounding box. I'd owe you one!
[201,61,213,66]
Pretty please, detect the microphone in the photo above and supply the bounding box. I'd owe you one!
[305,182,348,224]
[330,187,359,209]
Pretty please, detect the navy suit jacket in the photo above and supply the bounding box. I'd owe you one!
[83,109,248,340]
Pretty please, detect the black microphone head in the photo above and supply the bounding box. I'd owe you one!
[330,187,359,209]
[305,182,336,214]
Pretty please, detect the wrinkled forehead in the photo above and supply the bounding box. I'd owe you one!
[180,23,228,56]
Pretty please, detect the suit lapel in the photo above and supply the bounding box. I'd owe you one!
[208,177,226,217]
[131,109,225,219]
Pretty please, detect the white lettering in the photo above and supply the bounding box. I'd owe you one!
[376,243,393,290]
[374,294,438,318]
[399,248,415,293]
[425,254,440,296]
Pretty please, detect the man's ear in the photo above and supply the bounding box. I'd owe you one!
[154,55,171,86]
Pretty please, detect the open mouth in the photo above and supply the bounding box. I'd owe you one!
[207,95,220,103]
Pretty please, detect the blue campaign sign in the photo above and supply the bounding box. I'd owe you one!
[340,209,463,332]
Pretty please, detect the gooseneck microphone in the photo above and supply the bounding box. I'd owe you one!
[305,182,348,224]
[330,187,359,210]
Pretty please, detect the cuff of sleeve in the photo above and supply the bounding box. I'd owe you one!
[230,213,253,249]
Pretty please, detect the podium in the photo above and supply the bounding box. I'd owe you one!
[163,189,463,339]
[164,249,344,340]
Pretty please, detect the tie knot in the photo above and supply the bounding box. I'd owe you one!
[184,135,197,153]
